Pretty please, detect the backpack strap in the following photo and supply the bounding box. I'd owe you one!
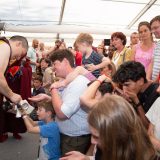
[122,49,127,63]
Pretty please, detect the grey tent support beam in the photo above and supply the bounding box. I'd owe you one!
[126,0,157,29]
[56,0,66,40]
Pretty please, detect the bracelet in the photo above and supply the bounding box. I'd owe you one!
[135,102,141,109]
[96,79,102,84]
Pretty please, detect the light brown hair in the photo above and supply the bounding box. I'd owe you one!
[100,62,116,77]
[138,21,151,32]
[88,95,155,160]
[37,101,55,118]
[33,74,43,83]
[75,33,93,46]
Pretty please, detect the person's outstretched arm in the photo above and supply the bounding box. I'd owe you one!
[22,115,39,133]
[60,151,92,160]
[86,57,110,72]
[0,43,22,104]
[50,66,89,89]
[80,74,109,109]
[28,93,52,102]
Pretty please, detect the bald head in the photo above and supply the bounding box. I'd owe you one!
[32,39,39,49]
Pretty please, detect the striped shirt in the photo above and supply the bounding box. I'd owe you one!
[82,51,103,78]
[152,41,160,80]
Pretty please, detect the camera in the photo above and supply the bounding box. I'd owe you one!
[104,39,110,46]
[2,101,13,111]
[2,101,24,112]
[2,100,34,115]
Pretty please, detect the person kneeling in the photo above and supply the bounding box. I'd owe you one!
[21,100,60,160]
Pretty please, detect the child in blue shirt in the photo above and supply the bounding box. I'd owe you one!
[22,100,60,160]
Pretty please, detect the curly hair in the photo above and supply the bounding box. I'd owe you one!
[111,32,127,45]
[112,61,147,84]
[50,49,75,68]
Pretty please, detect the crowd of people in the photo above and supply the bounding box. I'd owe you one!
[0,15,160,160]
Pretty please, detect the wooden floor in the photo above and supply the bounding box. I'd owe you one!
[0,132,39,160]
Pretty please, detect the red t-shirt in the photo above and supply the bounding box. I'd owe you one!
[75,51,82,66]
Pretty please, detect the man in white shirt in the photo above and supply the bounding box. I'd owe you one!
[49,49,91,155]
[27,39,39,73]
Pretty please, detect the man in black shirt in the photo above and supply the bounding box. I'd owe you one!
[113,61,159,129]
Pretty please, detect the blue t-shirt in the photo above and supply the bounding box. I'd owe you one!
[38,121,60,160]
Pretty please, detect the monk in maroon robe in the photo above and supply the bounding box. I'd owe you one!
[5,58,32,139]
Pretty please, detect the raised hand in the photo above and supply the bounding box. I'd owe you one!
[28,93,51,102]
[60,151,89,160]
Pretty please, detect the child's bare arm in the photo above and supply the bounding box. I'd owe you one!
[51,66,89,89]
[65,66,89,84]
[86,57,110,72]
[80,75,107,109]
[63,66,97,86]
[22,115,40,133]
[96,57,110,70]
[27,116,38,127]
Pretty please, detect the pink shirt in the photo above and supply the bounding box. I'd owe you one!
[135,43,155,71]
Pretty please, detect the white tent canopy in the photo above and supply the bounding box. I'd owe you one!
[0,0,159,46]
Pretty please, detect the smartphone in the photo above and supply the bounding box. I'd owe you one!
[104,39,110,46]
[61,38,64,42]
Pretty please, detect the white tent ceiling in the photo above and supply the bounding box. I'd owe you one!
[0,0,160,46]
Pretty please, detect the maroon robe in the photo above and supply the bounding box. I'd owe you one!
[5,59,32,133]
